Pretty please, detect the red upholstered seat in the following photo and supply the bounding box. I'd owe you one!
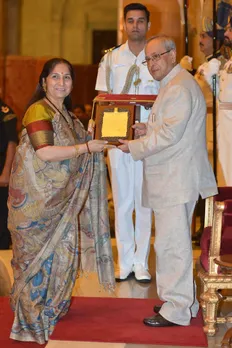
[200,223,232,272]
[200,190,232,272]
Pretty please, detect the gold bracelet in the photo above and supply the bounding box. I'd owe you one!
[73,144,79,158]
[86,142,91,154]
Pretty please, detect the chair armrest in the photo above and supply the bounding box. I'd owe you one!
[204,196,214,227]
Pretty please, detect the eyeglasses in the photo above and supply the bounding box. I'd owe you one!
[142,50,172,66]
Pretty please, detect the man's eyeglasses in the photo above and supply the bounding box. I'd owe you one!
[142,50,172,66]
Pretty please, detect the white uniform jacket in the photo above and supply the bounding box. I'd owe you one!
[194,53,227,107]
[128,64,218,209]
[219,57,232,103]
[95,41,159,122]
[201,57,232,185]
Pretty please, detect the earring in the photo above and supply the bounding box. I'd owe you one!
[42,82,47,92]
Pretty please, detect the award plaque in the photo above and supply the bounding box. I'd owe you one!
[95,104,135,145]
[92,94,157,145]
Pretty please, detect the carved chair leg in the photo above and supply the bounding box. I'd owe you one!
[221,327,232,348]
[200,282,207,312]
[201,287,220,336]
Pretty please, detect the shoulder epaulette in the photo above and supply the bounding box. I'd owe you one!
[0,99,13,116]
[104,44,122,54]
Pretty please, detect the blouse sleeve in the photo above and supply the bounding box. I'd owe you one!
[23,102,54,151]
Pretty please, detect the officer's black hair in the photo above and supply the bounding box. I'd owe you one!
[124,3,150,22]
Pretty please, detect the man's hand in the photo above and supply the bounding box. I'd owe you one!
[118,139,130,153]
[132,122,147,138]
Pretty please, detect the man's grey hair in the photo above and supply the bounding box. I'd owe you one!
[146,34,176,51]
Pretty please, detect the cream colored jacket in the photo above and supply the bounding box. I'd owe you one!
[128,64,218,209]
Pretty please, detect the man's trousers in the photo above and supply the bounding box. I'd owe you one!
[154,200,199,325]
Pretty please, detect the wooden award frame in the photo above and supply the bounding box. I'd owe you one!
[94,104,135,145]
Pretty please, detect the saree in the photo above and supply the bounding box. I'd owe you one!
[7,100,115,344]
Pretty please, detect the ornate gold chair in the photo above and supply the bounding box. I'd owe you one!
[196,187,232,337]
[214,255,232,347]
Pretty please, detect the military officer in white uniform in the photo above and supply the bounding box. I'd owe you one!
[181,17,227,244]
[195,18,226,100]
[195,17,227,165]
[200,17,232,185]
[181,17,227,163]
[119,35,217,327]
[95,3,159,282]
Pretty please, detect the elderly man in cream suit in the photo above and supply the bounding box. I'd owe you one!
[119,34,218,327]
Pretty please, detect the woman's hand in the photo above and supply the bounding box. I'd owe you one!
[88,140,115,153]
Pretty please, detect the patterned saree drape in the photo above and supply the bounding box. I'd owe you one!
[7,108,115,344]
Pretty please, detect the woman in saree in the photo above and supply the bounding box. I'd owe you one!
[7,58,115,344]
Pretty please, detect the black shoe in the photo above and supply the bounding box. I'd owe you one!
[115,272,134,282]
[143,313,180,327]
[153,305,161,313]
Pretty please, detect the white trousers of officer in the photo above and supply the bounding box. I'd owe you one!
[108,148,152,272]
[154,200,199,326]
[218,109,232,185]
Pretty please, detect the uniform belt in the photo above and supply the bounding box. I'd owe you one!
[219,102,232,110]
[207,107,213,114]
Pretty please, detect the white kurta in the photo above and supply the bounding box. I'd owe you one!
[129,64,217,325]
[95,42,159,272]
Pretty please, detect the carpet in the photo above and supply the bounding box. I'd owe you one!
[0,297,46,348]
[51,297,208,347]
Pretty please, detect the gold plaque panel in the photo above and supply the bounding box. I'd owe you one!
[95,104,135,145]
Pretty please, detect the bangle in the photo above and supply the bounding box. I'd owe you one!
[86,142,91,154]
[73,144,79,158]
